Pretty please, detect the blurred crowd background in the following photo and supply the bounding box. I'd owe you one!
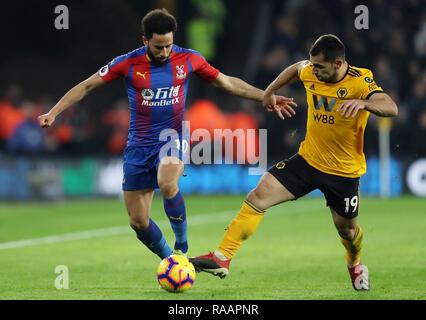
[0,0,425,198]
[1,0,424,159]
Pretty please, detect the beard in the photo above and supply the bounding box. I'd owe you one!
[315,72,334,82]
[147,47,171,67]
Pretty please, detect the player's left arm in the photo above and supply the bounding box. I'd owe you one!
[211,72,297,119]
[211,72,264,101]
[337,92,398,118]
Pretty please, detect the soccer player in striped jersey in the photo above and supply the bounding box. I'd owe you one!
[190,34,398,291]
[37,9,296,260]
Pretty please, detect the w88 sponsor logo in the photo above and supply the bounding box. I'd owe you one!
[313,113,335,124]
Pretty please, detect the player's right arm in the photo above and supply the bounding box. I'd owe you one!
[38,72,105,128]
[262,60,307,119]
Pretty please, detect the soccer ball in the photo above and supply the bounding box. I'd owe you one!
[157,254,196,293]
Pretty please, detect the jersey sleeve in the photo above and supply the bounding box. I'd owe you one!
[98,54,131,83]
[187,51,220,83]
[359,69,383,100]
[298,60,312,83]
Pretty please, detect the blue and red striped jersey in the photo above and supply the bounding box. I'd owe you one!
[99,45,220,147]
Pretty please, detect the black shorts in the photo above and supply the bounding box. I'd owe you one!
[268,154,360,219]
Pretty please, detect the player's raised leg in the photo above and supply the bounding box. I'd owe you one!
[157,156,188,256]
[190,172,295,278]
[124,189,173,259]
[331,208,369,291]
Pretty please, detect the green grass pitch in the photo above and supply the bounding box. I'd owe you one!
[0,194,425,300]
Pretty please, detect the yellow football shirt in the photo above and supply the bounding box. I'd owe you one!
[298,61,383,177]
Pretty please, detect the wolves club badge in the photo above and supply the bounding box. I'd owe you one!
[275,161,286,169]
[337,87,348,98]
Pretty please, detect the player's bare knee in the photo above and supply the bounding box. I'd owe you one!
[129,216,150,232]
[158,180,179,199]
[247,184,269,210]
[337,225,357,240]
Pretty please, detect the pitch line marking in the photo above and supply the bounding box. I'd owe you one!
[0,202,320,250]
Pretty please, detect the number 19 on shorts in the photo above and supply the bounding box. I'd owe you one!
[344,195,358,214]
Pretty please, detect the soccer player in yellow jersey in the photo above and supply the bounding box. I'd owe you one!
[190,34,398,291]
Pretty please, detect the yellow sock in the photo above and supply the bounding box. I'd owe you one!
[217,200,265,259]
[340,226,363,266]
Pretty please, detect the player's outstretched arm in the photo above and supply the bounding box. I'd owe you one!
[337,92,398,118]
[211,72,297,120]
[211,72,265,101]
[263,61,305,120]
[38,72,106,128]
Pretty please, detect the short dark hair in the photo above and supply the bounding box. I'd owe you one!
[141,8,177,39]
[309,34,345,62]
